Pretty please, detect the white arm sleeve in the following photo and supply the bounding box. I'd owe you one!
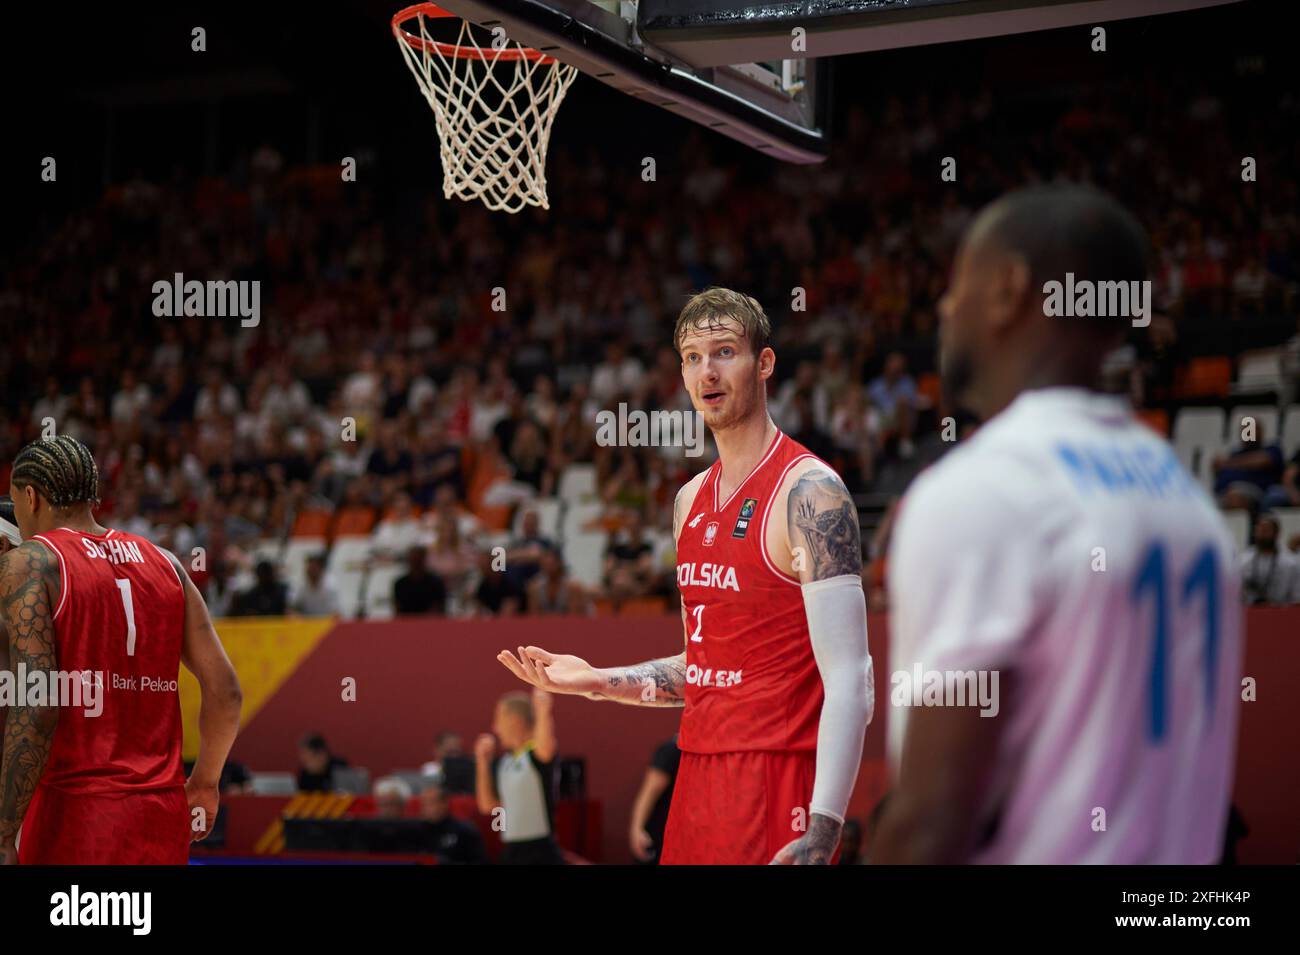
[802,573,874,825]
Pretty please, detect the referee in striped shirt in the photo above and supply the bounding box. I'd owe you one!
[475,687,564,864]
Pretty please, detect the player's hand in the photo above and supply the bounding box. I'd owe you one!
[0,843,17,865]
[769,812,842,865]
[474,732,497,762]
[497,646,600,697]
[629,828,656,862]
[185,778,220,843]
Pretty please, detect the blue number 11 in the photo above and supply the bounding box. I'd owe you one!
[1131,542,1219,742]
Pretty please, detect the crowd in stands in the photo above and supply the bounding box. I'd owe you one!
[2,62,1298,614]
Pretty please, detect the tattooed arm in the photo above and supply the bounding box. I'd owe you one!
[497,642,688,706]
[0,541,62,862]
[771,465,873,865]
[499,572,691,708]
[788,467,863,579]
[583,478,691,707]
[586,655,687,707]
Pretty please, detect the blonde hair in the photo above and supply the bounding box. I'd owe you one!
[673,287,771,356]
[497,691,535,727]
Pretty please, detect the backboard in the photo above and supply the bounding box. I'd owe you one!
[635,0,1244,65]
[423,0,1242,165]
[429,0,831,164]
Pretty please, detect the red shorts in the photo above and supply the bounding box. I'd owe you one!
[18,784,191,865]
[660,750,819,865]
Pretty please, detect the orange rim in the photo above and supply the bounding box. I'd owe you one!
[392,2,559,63]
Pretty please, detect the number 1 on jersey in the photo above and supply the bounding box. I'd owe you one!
[115,578,138,656]
[1131,541,1218,742]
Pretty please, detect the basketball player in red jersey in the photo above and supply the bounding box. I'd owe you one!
[0,435,243,864]
[499,288,874,864]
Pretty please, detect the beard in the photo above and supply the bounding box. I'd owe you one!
[700,383,761,434]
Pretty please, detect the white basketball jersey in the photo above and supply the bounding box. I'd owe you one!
[888,387,1243,863]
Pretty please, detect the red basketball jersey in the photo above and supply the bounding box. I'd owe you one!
[29,527,187,793]
[675,431,825,754]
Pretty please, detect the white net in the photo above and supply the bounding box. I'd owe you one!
[394,7,578,214]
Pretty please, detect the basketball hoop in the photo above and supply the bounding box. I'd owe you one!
[392,3,577,214]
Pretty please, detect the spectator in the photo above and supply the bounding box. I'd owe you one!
[219,759,254,796]
[393,544,447,615]
[372,491,430,558]
[31,375,69,429]
[201,559,238,619]
[110,368,152,427]
[322,433,370,502]
[297,733,349,792]
[787,389,838,463]
[504,509,557,590]
[868,351,918,459]
[816,340,854,418]
[427,511,479,611]
[1214,428,1285,512]
[472,547,524,616]
[430,482,484,538]
[526,374,561,432]
[829,384,881,486]
[1240,513,1300,606]
[412,421,464,507]
[264,362,313,426]
[341,351,383,421]
[600,450,650,514]
[603,510,657,603]
[111,489,155,539]
[1232,256,1271,315]
[289,553,339,615]
[373,776,414,819]
[771,361,827,434]
[1262,446,1300,510]
[418,783,488,864]
[194,366,241,423]
[505,419,554,495]
[230,559,288,616]
[590,340,645,406]
[367,420,414,494]
[527,546,590,614]
[420,732,476,794]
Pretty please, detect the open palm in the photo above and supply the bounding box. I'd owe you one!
[497,645,600,697]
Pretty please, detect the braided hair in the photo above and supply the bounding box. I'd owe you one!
[11,435,100,508]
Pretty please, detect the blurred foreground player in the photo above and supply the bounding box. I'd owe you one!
[500,289,875,864]
[871,186,1243,863]
[0,436,243,864]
